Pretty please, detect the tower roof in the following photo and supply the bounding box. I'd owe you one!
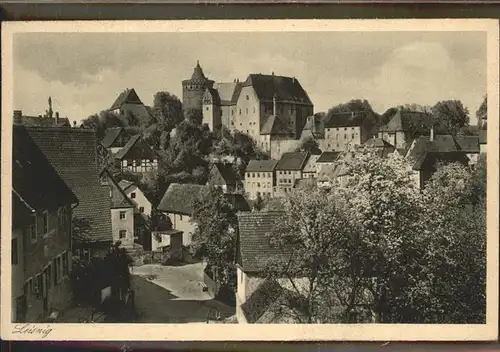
[191,60,207,81]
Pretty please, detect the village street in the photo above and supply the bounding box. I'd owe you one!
[130,263,235,323]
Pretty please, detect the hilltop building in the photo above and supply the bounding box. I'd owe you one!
[109,88,153,125]
[244,159,279,200]
[182,61,215,113]
[185,62,314,159]
[320,111,377,152]
[377,110,432,149]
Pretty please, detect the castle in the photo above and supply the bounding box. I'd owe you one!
[182,61,314,159]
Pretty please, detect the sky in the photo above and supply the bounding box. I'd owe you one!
[13,31,486,125]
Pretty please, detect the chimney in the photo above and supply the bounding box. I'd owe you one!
[13,110,22,124]
[55,111,60,124]
[351,112,355,118]
[272,71,275,76]
[430,125,435,142]
[273,94,277,116]
[292,77,295,83]
[73,121,77,127]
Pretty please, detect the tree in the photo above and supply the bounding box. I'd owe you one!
[335,151,427,323]
[431,100,470,135]
[253,193,264,211]
[81,110,124,139]
[476,95,487,129]
[416,159,486,323]
[263,186,358,323]
[153,92,183,131]
[190,186,238,289]
[296,137,322,155]
[183,108,203,125]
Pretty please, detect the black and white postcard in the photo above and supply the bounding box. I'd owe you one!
[1,19,498,341]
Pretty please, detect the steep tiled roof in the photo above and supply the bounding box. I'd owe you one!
[25,127,113,243]
[158,183,250,215]
[246,159,279,172]
[213,82,243,105]
[455,135,480,153]
[276,152,310,171]
[237,211,286,273]
[110,88,143,111]
[120,103,154,125]
[365,137,394,149]
[412,151,470,171]
[205,88,221,105]
[157,183,207,215]
[104,171,135,209]
[211,163,241,185]
[302,154,320,173]
[16,116,71,127]
[118,179,134,192]
[243,74,313,105]
[13,126,78,211]
[260,115,292,135]
[224,193,251,212]
[379,110,432,132]
[190,61,207,81]
[101,127,125,148]
[364,138,396,158]
[316,151,341,163]
[114,134,157,160]
[324,111,365,128]
[407,135,459,161]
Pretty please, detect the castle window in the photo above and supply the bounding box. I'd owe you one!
[239,109,241,115]
[253,107,256,114]
[246,108,248,114]
[344,135,347,140]
[246,95,249,100]
[206,107,209,111]
[351,134,354,139]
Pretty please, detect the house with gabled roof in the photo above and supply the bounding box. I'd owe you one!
[302,154,320,178]
[13,110,71,128]
[455,135,481,164]
[99,169,136,247]
[244,159,279,200]
[25,126,113,259]
[101,127,132,154]
[364,137,396,158]
[207,162,244,194]
[321,111,377,152]
[197,67,313,158]
[275,151,310,195]
[377,110,433,149]
[114,134,159,174]
[13,126,79,322]
[109,88,153,126]
[405,131,471,189]
[315,151,341,174]
[236,212,307,323]
[157,183,250,248]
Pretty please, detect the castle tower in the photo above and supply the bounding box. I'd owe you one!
[182,61,214,113]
